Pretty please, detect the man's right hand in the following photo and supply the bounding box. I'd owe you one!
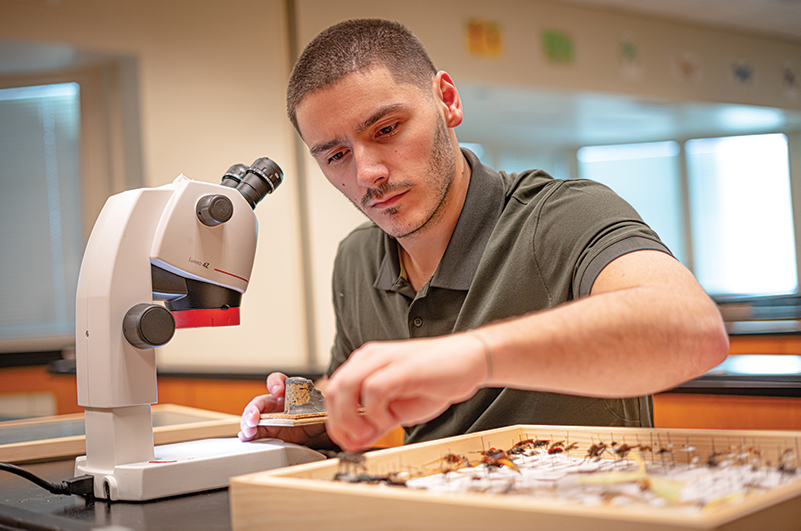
[238,372,328,447]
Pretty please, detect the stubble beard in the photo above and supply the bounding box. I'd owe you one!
[359,115,457,240]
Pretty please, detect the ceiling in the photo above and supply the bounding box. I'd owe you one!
[555,0,801,43]
[457,86,801,149]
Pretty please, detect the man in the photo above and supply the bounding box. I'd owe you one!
[239,19,728,452]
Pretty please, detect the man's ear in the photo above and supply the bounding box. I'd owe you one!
[434,71,463,128]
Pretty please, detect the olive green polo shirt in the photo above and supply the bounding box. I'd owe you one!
[329,149,670,445]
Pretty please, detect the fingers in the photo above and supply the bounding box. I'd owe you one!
[323,335,488,450]
[325,346,390,450]
[238,372,289,441]
[238,425,275,442]
[238,394,274,440]
[266,372,288,397]
[388,396,452,427]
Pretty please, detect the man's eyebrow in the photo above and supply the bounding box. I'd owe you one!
[308,103,405,157]
[309,138,344,157]
[355,103,404,134]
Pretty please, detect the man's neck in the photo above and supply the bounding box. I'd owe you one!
[398,154,470,292]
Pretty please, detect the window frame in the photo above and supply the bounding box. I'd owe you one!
[0,61,142,353]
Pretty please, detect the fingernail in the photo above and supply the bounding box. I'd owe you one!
[270,384,280,395]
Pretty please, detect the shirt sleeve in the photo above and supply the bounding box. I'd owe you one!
[532,178,672,301]
[577,235,671,297]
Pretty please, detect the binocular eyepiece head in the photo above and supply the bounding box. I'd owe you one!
[221,157,283,209]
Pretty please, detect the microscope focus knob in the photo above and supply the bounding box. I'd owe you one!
[196,194,234,226]
[123,303,176,349]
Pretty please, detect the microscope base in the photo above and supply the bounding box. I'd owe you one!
[75,437,325,501]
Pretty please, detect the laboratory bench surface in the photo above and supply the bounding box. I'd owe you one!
[0,458,232,531]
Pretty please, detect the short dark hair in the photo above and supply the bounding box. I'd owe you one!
[287,19,437,134]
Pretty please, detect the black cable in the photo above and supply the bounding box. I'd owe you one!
[0,462,94,497]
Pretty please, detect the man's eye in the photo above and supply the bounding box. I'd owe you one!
[328,151,345,164]
[377,123,397,137]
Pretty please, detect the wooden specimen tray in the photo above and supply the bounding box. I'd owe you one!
[230,424,801,531]
[0,404,240,463]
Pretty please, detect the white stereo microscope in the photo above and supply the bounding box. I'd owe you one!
[74,158,323,501]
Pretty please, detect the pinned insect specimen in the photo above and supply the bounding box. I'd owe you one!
[612,443,636,461]
[778,448,797,479]
[548,440,566,454]
[333,471,408,487]
[337,451,366,475]
[586,442,608,461]
[477,447,520,473]
[337,429,801,519]
[507,439,537,455]
[333,451,407,486]
[428,453,471,474]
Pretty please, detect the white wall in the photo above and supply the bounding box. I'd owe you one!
[0,0,309,372]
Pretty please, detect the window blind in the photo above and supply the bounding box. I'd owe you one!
[0,83,83,351]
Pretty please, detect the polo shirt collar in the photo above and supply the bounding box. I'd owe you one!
[373,148,505,292]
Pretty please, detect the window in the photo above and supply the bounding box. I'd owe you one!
[686,133,796,297]
[0,83,84,348]
[577,141,686,264]
[577,134,797,298]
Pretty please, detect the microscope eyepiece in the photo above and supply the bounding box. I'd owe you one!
[221,163,248,188]
[223,158,283,209]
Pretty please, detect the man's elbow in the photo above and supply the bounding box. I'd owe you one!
[693,306,729,375]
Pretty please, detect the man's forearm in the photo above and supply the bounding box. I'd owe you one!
[475,286,726,397]
[472,252,728,397]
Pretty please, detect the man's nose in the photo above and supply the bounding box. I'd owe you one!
[354,145,388,187]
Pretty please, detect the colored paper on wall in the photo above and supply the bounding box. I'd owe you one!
[466,19,503,57]
[619,35,642,81]
[730,60,756,87]
[672,50,703,82]
[541,29,574,65]
[783,64,799,100]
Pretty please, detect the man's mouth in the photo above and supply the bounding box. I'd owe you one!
[369,190,408,210]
